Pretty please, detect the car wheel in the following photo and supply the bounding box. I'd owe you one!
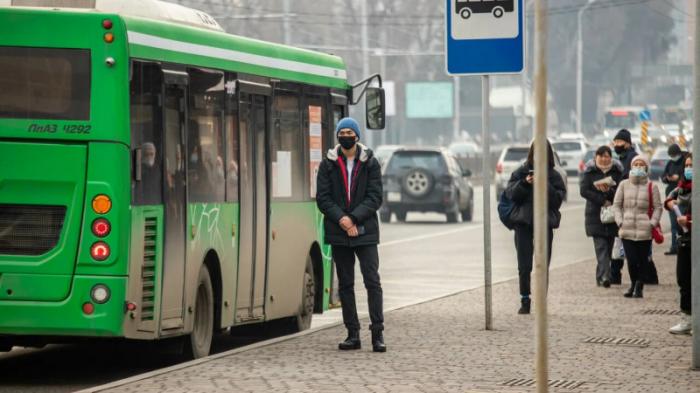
[395,210,407,222]
[379,209,391,223]
[460,7,471,19]
[292,258,315,332]
[446,211,459,223]
[461,200,473,222]
[184,265,214,359]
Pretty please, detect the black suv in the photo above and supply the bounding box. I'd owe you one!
[380,148,474,223]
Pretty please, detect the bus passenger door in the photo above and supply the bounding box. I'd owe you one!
[160,82,188,331]
[236,91,269,322]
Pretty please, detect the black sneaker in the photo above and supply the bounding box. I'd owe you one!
[518,298,531,315]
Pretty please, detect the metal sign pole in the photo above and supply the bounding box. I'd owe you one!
[692,0,700,370]
[534,0,549,391]
[482,75,493,331]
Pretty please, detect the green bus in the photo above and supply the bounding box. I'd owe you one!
[0,0,384,358]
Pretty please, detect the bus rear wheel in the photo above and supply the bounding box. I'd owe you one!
[293,258,315,332]
[185,265,214,359]
[460,7,471,19]
[493,7,505,18]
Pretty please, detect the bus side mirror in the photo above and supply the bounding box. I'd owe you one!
[366,87,385,130]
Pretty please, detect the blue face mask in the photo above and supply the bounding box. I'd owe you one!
[630,167,646,178]
[685,167,693,181]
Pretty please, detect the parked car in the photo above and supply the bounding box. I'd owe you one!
[380,147,474,223]
[649,148,669,181]
[374,144,402,166]
[552,140,587,176]
[495,144,568,200]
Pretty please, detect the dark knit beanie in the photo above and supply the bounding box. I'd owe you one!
[613,129,632,144]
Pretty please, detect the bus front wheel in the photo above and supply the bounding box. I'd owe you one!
[293,258,315,332]
[185,265,214,359]
[459,7,471,19]
[492,7,505,18]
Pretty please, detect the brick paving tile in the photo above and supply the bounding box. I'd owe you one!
[96,249,700,393]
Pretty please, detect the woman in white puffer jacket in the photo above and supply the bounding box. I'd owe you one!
[612,155,663,299]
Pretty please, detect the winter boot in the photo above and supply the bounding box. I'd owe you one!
[518,298,531,314]
[610,259,624,285]
[623,282,635,298]
[632,281,644,298]
[338,330,361,350]
[371,329,386,353]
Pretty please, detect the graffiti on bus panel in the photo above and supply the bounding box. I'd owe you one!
[451,0,518,40]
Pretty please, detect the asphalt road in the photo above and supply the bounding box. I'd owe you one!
[1,177,656,393]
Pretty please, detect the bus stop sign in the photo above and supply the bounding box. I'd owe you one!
[445,0,524,75]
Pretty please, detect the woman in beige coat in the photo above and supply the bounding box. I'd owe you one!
[613,155,662,298]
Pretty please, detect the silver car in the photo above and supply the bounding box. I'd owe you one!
[494,144,568,201]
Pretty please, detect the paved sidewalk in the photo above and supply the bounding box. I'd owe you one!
[89,250,700,393]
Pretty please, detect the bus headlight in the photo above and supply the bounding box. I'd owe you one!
[91,284,111,304]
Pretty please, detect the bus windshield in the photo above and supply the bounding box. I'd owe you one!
[0,46,91,120]
[604,112,637,129]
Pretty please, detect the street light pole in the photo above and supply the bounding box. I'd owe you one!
[692,0,700,370]
[282,0,291,45]
[534,0,549,391]
[576,0,596,135]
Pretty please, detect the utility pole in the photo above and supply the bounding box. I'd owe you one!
[454,76,461,142]
[692,0,700,370]
[282,0,291,45]
[576,0,595,135]
[534,0,549,391]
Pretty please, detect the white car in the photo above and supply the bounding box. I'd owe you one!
[552,140,587,176]
[495,144,568,201]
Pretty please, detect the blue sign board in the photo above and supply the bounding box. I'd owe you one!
[445,0,524,75]
[640,110,651,121]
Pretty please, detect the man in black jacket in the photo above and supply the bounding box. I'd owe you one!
[613,129,638,179]
[662,144,687,255]
[316,117,386,353]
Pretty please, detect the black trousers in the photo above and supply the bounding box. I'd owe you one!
[677,239,692,314]
[332,245,384,332]
[621,239,651,286]
[514,225,553,297]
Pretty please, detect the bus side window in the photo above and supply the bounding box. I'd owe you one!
[130,61,163,206]
[271,85,303,201]
[187,68,225,203]
[225,74,239,202]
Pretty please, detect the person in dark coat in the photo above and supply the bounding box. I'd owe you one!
[613,129,638,179]
[662,144,687,255]
[665,153,693,335]
[505,140,567,315]
[579,145,624,288]
[316,117,386,353]
[610,128,639,284]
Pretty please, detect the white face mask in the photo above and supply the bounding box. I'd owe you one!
[630,167,647,178]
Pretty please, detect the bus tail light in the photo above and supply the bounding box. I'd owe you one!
[104,32,115,43]
[496,162,503,174]
[82,302,95,315]
[92,195,112,214]
[102,19,113,29]
[90,242,110,261]
[92,218,111,237]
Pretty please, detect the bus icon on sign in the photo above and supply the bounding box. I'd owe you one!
[456,0,515,19]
